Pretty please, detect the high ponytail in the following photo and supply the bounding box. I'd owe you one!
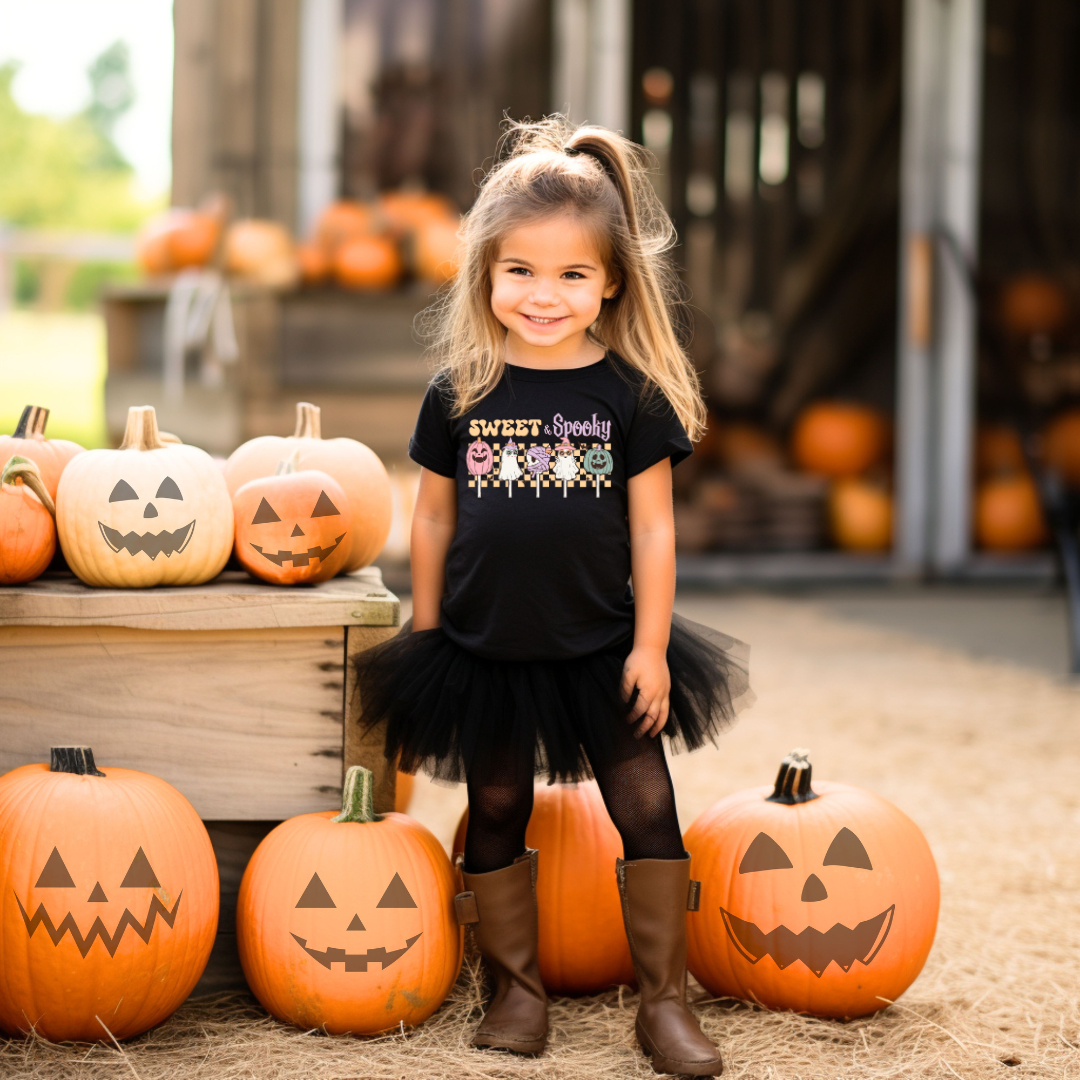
[421,116,707,441]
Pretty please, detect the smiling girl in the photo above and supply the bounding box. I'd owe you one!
[356,118,753,1075]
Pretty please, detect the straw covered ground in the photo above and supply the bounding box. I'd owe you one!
[3,593,1079,1079]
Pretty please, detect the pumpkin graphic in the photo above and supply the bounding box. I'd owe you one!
[684,750,939,1018]
[233,454,351,584]
[237,766,461,1035]
[583,444,613,497]
[0,747,219,1041]
[57,406,233,587]
[466,439,493,498]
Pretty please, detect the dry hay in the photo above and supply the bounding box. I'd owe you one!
[3,594,1079,1079]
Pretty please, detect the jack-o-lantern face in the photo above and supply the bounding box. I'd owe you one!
[721,826,892,978]
[100,475,194,559]
[584,446,613,475]
[290,869,422,972]
[17,846,180,959]
[685,750,940,1019]
[466,439,493,475]
[233,466,352,584]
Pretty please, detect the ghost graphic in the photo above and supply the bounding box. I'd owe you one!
[498,439,523,498]
[526,445,551,498]
[553,437,578,497]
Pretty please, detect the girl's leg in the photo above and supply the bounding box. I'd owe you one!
[587,725,685,861]
[464,742,535,874]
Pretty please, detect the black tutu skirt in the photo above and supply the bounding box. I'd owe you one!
[354,613,753,784]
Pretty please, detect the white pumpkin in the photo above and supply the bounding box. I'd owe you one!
[57,406,234,587]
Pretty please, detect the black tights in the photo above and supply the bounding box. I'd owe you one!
[464,728,685,874]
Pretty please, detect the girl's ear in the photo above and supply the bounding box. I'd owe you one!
[603,275,620,300]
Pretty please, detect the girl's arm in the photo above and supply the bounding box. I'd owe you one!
[624,457,676,737]
[410,468,458,631]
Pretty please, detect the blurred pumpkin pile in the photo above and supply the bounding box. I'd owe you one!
[135,190,461,293]
[675,401,893,554]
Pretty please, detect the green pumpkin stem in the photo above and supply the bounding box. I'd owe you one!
[293,402,321,440]
[50,747,106,776]
[276,448,301,476]
[333,765,379,823]
[13,405,49,439]
[766,748,819,805]
[119,406,166,452]
[2,456,56,518]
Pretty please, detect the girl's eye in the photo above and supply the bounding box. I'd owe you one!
[508,266,531,276]
[562,271,585,280]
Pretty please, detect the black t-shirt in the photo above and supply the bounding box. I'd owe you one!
[408,353,693,661]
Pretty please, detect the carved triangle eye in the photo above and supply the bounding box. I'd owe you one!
[252,497,281,524]
[311,491,340,518]
[822,827,873,870]
[295,872,336,908]
[155,476,183,500]
[121,847,161,888]
[36,847,76,888]
[376,872,416,908]
[738,832,794,873]
[109,479,139,502]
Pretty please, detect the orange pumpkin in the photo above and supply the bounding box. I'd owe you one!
[717,423,784,474]
[224,219,299,289]
[975,472,1047,551]
[414,217,462,285]
[377,190,456,236]
[792,402,889,478]
[828,477,893,552]
[237,765,461,1035]
[452,781,635,995]
[314,201,375,256]
[0,456,56,585]
[297,242,331,286]
[685,750,939,1019]
[0,405,85,500]
[224,402,392,572]
[233,454,352,585]
[136,207,222,275]
[0,746,219,1041]
[999,274,1070,339]
[1042,409,1080,487]
[976,424,1026,477]
[335,234,403,291]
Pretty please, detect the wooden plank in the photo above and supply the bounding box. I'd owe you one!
[344,624,398,815]
[171,0,216,207]
[259,0,301,229]
[194,821,278,995]
[0,568,398,631]
[0,626,346,820]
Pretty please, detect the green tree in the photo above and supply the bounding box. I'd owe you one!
[0,46,156,233]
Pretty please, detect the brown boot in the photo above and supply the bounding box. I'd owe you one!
[457,849,548,1054]
[617,856,723,1076]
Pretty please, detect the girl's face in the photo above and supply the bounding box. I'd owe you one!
[490,214,617,360]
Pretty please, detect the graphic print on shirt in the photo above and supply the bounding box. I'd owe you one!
[553,436,578,497]
[466,439,493,498]
[497,439,523,498]
[525,445,551,499]
[583,444,614,497]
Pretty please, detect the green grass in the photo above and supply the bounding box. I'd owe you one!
[0,311,108,448]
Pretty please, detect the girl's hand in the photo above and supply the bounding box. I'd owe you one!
[621,645,671,738]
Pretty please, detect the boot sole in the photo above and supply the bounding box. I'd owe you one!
[636,1018,723,1076]
[472,1034,547,1055]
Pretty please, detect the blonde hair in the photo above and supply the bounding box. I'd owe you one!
[421,116,707,441]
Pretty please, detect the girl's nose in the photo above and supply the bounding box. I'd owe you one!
[529,280,558,305]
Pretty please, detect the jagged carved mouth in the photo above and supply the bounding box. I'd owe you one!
[250,534,346,568]
[16,892,183,958]
[291,931,421,971]
[720,905,894,978]
[99,521,195,559]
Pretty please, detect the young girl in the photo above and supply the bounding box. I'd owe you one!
[357,118,752,1077]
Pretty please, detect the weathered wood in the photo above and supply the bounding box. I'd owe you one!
[171,0,216,208]
[0,568,397,631]
[0,625,348,819]
[344,625,399,816]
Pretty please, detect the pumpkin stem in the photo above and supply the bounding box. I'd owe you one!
[332,765,379,823]
[276,448,300,476]
[2,456,56,518]
[293,402,322,440]
[766,748,819,805]
[120,406,167,451]
[13,405,49,439]
[50,747,106,776]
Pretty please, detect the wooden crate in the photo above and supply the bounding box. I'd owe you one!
[0,568,400,992]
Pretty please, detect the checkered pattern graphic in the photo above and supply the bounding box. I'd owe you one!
[467,442,613,488]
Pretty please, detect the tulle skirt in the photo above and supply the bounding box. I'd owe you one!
[354,613,754,784]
